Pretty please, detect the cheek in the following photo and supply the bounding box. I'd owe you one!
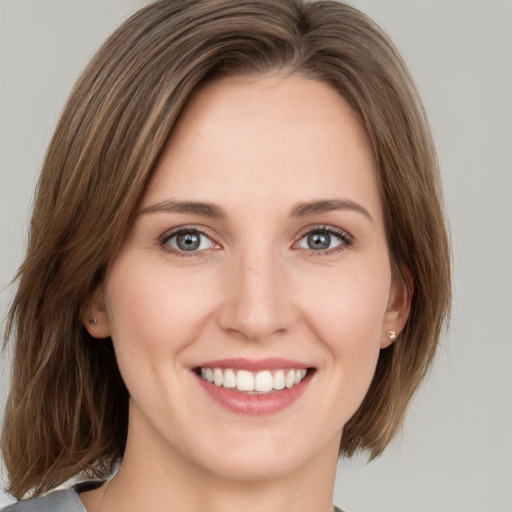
[298,260,391,379]
[102,258,219,415]
[104,256,219,360]
[303,262,390,333]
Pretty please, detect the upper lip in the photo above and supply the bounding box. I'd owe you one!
[193,358,311,372]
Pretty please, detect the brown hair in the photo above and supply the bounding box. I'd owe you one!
[2,0,450,499]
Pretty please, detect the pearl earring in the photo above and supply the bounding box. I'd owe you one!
[386,330,397,342]
[88,318,98,325]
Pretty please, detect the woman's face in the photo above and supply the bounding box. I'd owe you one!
[87,74,408,482]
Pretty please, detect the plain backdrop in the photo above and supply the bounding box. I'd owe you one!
[1,1,511,511]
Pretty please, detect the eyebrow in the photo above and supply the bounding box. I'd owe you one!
[291,199,373,222]
[141,200,226,219]
[141,198,372,222]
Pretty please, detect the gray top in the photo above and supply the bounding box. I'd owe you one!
[0,481,97,512]
[2,489,86,512]
[2,482,346,511]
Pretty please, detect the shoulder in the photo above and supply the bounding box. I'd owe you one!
[1,488,87,512]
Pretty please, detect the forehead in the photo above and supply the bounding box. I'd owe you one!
[144,74,380,220]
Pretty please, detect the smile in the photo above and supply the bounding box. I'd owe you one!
[199,367,308,394]
[194,358,314,415]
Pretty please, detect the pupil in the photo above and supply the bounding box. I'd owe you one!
[308,232,330,250]
[177,232,200,251]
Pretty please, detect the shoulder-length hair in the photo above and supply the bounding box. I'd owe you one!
[2,0,450,499]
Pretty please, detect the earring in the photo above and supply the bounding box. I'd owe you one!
[88,318,98,325]
[386,330,397,342]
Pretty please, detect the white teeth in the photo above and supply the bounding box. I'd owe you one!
[213,368,223,386]
[237,370,254,391]
[254,370,273,392]
[273,370,285,390]
[199,367,309,393]
[285,369,295,389]
[223,368,237,388]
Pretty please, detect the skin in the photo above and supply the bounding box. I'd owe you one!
[82,73,410,512]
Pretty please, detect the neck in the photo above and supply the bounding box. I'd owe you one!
[82,417,341,512]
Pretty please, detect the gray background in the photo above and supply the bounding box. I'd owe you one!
[1,1,511,511]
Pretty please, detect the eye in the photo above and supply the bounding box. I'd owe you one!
[296,227,351,253]
[162,228,216,254]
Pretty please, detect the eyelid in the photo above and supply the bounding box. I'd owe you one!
[158,225,221,256]
[157,223,354,258]
[292,225,354,255]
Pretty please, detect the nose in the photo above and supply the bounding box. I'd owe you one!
[217,247,294,342]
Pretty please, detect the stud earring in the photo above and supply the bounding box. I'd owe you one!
[386,330,397,342]
[88,318,98,325]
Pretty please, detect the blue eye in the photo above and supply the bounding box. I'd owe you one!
[297,228,350,252]
[164,229,215,253]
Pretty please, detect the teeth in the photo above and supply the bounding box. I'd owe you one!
[213,368,223,386]
[254,370,273,392]
[223,368,237,388]
[199,367,309,393]
[285,369,295,389]
[237,370,254,391]
[274,370,285,390]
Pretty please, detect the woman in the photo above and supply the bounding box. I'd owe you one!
[1,1,450,511]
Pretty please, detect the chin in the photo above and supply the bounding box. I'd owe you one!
[182,427,338,484]
[199,450,308,483]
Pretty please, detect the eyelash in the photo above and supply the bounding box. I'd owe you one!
[158,225,354,258]
[158,226,218,258]
[294,225,354,256]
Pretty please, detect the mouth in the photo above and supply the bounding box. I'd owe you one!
[195,367,310,394]
[193,359,315,415]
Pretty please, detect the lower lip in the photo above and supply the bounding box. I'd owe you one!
[196,372,313,416]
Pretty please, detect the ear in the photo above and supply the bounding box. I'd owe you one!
[381,266,414,348]
[81,286,111,339]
